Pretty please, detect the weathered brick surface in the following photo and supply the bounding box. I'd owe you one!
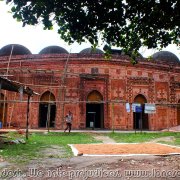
[0,54,179,130]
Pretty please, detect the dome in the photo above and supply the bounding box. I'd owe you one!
[0,44,31,56]
[79,48,104,54]
[39,46,68,54]
[152,51,179,64]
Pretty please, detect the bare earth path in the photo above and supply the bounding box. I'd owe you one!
[92,134,116,143]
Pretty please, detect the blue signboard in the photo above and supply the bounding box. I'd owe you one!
[132,103,141,112]
[135,106,142,113]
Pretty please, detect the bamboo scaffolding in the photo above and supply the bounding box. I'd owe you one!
[8,93,17,128]
[0,99,179,106]
[47,72,54,132]
[2,45,14,127]
[57,50,71,129]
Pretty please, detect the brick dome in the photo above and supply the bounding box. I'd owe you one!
[39,46,68,54]
[152,51,179,64]
[79,48,104,54]
[0,44,32,56]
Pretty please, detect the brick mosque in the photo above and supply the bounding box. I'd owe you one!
[0,44,180,130]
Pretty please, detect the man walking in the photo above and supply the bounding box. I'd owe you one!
[64,111,73,133]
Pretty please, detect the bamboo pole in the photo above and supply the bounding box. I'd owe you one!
[112,102,115,133]
[47,73,53,132]
[8,93,17,128]
[2,45,14,127]
[58,51,71,129]
[26,95,31,140]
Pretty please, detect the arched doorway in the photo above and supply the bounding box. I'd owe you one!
[0,93,7,127]
[133,94,149,130]
[39,91,56,128]
[177,100,180,125]
[86,90,104,128]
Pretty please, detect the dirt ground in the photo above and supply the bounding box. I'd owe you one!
[9,154,180,180]
[0,133,180,180]
[162,125,180,132]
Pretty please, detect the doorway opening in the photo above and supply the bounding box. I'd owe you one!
[39,91,56,128]
[133,94,149,130]
[86,90,104,129]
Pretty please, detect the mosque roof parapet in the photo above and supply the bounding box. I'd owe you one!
[0,45,179,72]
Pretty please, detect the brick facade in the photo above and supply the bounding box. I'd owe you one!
[0,52,180,130]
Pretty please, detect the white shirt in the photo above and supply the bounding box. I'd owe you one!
[66,114,73,124]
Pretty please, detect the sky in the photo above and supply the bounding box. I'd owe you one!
[0,1,180,59]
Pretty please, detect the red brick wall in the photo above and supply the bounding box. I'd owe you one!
[0,54,179,130]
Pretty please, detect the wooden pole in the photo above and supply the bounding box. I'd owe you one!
[135,112,136,134]
[47,74,53,132]
[167,106,169,131]
[112,102,115,133]
[8,93,17,128]
[26,95,31,140]
[141,111,143,133]
[2,45,14,127]
[47,103,51,132]
[58,51,71,129]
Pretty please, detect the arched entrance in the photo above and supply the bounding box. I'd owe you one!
[0,93,7,127]
[133,94,149,130]
[39,91,56,128]
[177,100,180,125]
[86,90,104,128]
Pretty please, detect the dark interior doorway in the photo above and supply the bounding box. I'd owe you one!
[133,94,149,130]
[86,90,104,129]
[86,103,104,128]
[39,91,56,128]
[39,103,56,127]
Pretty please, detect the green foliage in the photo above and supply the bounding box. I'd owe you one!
[6,0,180,55]
[0,131,179,165]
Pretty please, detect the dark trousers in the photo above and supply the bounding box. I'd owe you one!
[64,123,72,133]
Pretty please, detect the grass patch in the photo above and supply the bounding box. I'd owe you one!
[0,132,100,164]
[1,131,179,165]
[174,137,180,145]
[107,132,180,145]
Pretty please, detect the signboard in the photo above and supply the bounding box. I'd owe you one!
[88,112,96,114]
[90,122,94,128]
[126,103,130,112]
[145,103,156,114]
[88,112,96,129]
[135,106,143,113]
[132,103,141,112]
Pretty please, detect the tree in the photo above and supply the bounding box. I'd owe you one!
[6,0,180,56]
